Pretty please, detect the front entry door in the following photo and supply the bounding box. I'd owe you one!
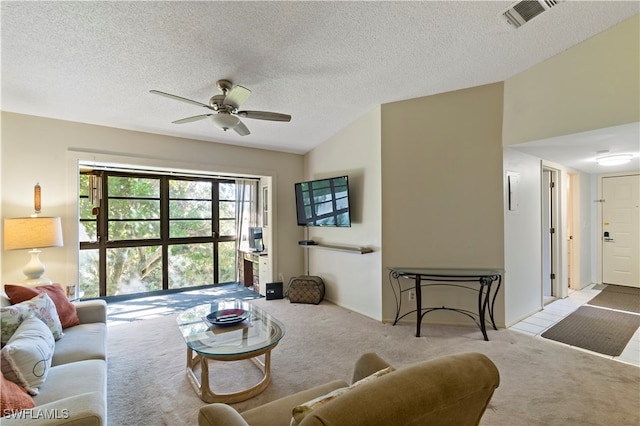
[602,174,640,288]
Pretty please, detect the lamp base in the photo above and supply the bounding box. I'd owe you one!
[22,277,53,287]
[22,249,50,286]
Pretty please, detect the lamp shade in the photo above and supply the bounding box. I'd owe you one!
[4,217,64,250]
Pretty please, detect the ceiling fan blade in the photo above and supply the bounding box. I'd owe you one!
[150,90,212,109]
[236,110,291,122]
[233,120,251,136]
[172,114,213,124]
[224,85,251,109]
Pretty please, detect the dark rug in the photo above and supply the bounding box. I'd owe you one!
[106,283,262,323]
[587,284,640,314]
[541,305,640,356]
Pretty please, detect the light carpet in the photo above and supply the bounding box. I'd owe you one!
[107,298,640,426]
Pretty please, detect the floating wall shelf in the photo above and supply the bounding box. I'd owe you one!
[298,242,374,254]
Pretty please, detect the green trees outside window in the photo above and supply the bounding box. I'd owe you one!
[79,172,242,298]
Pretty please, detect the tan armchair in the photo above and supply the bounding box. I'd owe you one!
[199,352,500,426]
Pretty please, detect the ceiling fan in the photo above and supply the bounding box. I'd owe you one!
[150,80,291,136]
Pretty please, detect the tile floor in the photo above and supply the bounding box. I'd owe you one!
[509,284,640,367]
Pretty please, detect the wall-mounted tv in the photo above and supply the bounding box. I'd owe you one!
[295,176,351,227]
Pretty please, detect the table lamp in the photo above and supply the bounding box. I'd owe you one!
[3,216,64,286]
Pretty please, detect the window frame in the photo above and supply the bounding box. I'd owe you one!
[79,171,242,297]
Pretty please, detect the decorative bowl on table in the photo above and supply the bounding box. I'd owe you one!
[204,308,250,326]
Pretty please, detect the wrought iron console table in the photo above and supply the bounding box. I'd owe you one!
[388,267,503,341]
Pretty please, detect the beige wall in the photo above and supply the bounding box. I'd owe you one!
[1,112,304,287]
[503,14,640,145]
[303,107,383,320]
[381,83,506,325]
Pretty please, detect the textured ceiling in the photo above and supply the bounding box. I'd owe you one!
[1,1,638,172]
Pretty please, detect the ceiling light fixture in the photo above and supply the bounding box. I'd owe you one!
[210,113,240,132]
[596,154,633,166]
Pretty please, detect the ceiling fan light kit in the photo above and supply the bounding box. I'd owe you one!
[150,80,291,137]
[210,113,240,132]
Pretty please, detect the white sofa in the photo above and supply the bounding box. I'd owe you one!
[1,293,107,426]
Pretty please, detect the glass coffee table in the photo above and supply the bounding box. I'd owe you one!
[176,300,285,403]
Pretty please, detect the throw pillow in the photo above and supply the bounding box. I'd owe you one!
[5,283,80,328]
[1,316,55,395]
[0,293,64,344]
[290,366,395,425]
[1,371,35,415]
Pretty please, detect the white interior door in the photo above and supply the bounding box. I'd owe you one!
[542,169,555,298]
[567,173,574,289]
[602,174,640,288]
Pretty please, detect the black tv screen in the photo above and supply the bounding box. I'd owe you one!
[295,176,351,227]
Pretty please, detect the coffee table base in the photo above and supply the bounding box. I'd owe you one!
[186,347,273,404]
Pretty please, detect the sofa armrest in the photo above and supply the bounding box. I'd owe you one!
[74,300,107,325]
[350,352,392,383]
[1,392,105,426]
[199,404,249,426]
[304,352,500,426]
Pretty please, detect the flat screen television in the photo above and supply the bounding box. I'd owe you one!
[295,176,351,227]
[248,226,264,251]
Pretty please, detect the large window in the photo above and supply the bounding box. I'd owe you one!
[79,171,246,298]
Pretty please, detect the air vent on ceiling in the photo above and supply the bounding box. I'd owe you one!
[500,0,563,28]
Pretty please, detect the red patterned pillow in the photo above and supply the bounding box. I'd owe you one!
[5,284,80,328]
[0,371,35,415]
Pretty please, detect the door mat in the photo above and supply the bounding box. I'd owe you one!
[587,285,640,314]
[541,305,640,357]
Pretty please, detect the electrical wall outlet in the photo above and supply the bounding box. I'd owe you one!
[408,289,416,301]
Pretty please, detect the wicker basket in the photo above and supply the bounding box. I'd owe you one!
[288,276,325,304]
